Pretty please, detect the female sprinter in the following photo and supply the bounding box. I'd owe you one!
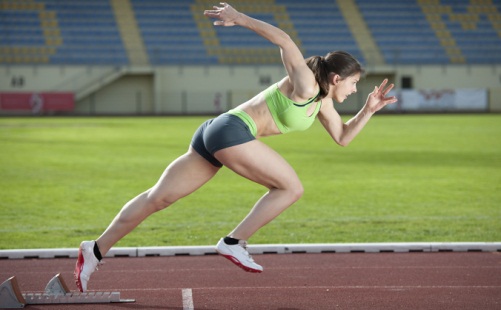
[74,2,397,292]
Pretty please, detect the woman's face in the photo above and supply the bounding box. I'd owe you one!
[332,72,361,103]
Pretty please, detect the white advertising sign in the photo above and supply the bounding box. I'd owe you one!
[386,89,487,112]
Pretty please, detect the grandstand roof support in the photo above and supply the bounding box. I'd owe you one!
[111,0,149,66]
[337,0,385,66]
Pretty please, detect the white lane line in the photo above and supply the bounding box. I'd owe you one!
[182,288,194,310]
[3,265,499,277]
[109,285,501,292]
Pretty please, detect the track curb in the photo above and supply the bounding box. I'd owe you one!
[1,242,500,259]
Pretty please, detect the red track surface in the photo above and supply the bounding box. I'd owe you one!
[1,252,500,309]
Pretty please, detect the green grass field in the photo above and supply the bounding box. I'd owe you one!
[0,115,500,249]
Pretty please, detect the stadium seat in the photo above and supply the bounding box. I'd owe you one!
[0,0,500,65]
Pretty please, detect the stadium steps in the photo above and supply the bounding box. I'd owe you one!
[336,0,384,65]
[2,0,500,65]
[484,1,501,37]
[192,0,302,64]
[110,0,149,66]
[131,0,210,64]
[418,0,501,64]
[418,0,465,64]
[75,67,127,101]
[0,0,58,64]
[276,0,364,62]
[356,0,449,64]
[43,0,128,65]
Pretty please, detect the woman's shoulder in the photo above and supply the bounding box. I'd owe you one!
[274,77,293,97]
[277,76,320,103]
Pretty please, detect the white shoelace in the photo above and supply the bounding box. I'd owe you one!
[238,241,255,262]
[94,260,105,271]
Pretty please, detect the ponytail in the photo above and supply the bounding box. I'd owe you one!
[306,51,364,100]
[306,55,329,99]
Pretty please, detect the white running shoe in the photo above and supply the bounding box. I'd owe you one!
[215,238,263,273]
[74,240,101,292]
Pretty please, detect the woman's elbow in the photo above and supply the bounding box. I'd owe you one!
[333,139,346,147]
[277,33,294,48]
[337,140,349,147]
[335,136,350,147]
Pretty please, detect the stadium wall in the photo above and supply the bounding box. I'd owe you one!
[1,64,500,115]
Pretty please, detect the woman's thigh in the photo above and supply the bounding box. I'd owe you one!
[214,140,301,190]
[148,147,220,204]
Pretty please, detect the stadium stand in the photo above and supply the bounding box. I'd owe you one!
[131,0,362,64]
[278,0,364,62]
[356,0,501,64]
[439,0,501,64]
[0,0,500,65]
[131,0,208,65]
[356,0,447,64]
[44,0,128,64]
[0,0,127,65]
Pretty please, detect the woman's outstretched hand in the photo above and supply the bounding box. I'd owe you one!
[204,2,241,27]
[366,79,398,114]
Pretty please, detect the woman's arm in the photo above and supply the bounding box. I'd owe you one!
[204,3,317,100]
[318,79,397,146]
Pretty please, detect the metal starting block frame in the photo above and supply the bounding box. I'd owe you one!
[0,273,135,308]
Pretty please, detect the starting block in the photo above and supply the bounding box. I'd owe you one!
[0,273,135,308]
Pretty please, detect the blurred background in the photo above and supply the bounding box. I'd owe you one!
[0,0,500,116]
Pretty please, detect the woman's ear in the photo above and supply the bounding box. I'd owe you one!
[330,73,341,85]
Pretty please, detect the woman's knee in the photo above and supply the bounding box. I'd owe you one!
[288,181,304,203]
[274,177,303,204]
[145,190,179,212]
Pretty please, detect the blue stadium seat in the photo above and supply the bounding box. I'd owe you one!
[0,0,500,65]
[356,0,501,64]
[356,0,448,64]
[277,0,363,62]
[131,0,205,65]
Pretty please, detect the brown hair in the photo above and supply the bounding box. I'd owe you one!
[306,51,364,99]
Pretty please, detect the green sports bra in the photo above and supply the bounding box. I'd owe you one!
[264,83,322,134]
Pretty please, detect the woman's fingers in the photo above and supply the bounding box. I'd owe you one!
[378,79,388,92]
[382,83,394,96]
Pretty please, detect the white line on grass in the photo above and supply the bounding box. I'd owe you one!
[182,288,194,310]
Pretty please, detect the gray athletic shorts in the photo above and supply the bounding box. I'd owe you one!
[191,113,256,167]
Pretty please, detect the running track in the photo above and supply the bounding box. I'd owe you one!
[1,252,500,309]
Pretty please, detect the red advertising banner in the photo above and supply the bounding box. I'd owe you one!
[0,92,75,113]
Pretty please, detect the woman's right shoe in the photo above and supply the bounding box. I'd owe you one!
[215,238,263,273]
